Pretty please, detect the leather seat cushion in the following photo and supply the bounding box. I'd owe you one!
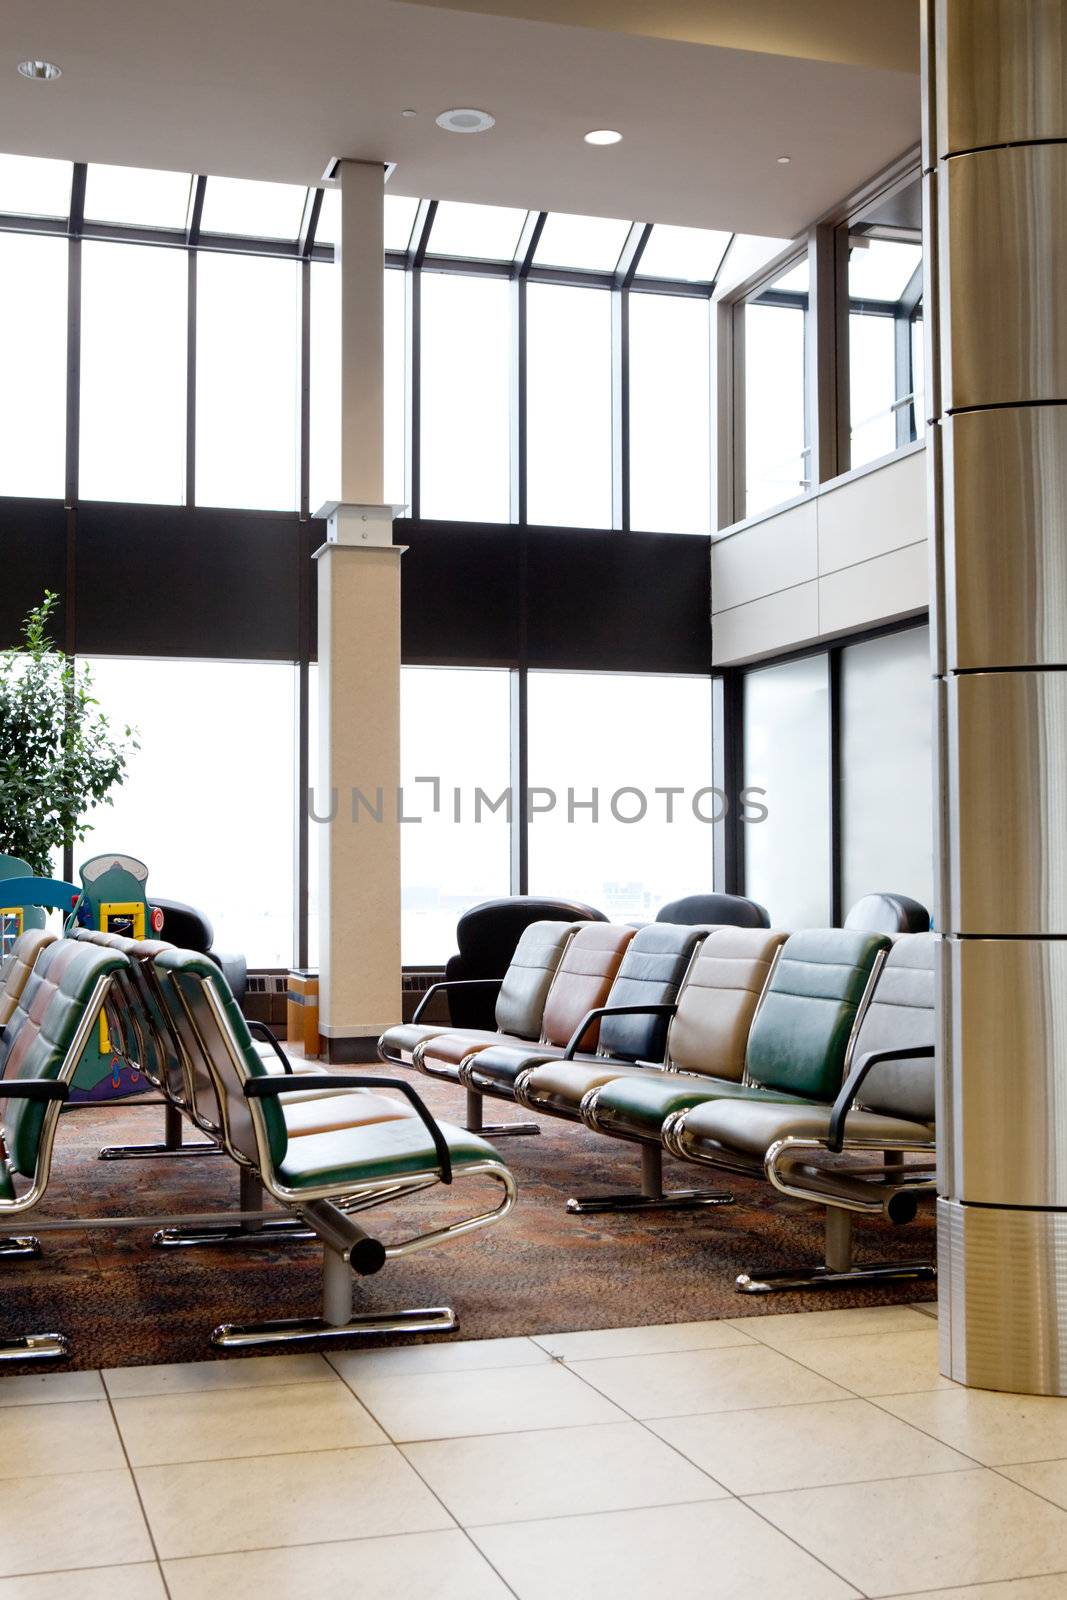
[378,1022,452,1063]
[522,1059,660,1118]
[596,922,709,1063]
[668,927,788,1080]
[589,1071,810,1141]
[539,923,636,1051]
[464,1042,566,1092]
[494,921,578,1038]
[276,1116,499,1190]
[282,1089,415,1138]
[418,1030,532,1074]
[0,930,57,1027]
[678,1096,935,1162]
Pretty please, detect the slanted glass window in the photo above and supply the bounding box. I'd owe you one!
[848,233,924,469]
[0,153,72,217]
[0,233,67,497]
[535,212,630,272]
[77,657,297,967]
[743,257,809,517]
[743,653,831,928]
[636,224,731,284]
[419,272,511,521]
[384,268,407,509]
[200,175,307,239]
[714,234,791,298]
[315,190,419,253]
[84,164,192,229]
[400,667,512,964]
[841,626,932,917]
[427,200,526,260]
[527,671,713,923]
[79,242,187,505]
[195,252,299,511]
[629,293,711,534]
[526,283,611,528]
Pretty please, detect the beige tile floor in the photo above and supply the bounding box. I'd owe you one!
[7,1302,1067,1598]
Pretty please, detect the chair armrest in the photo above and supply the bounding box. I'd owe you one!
[0,1079,69,1103]
[827,1044,935,1153]
[563,1003,678,1061]
[245,1073,454,1184]
[246,1019,294,1074]
[412,978,503,1025]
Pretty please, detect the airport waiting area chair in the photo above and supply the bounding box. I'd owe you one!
[0,928,57,1030]
[655,893,770,928]
[843,892,930,934]
[439,895,607,1030]
[667,931,937,1292]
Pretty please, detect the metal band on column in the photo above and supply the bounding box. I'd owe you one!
[930,0,1067,1393]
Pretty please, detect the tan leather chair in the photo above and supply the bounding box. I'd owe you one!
[0,929,57,1029]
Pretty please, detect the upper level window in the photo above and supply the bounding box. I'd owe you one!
[743,255,809,518]
[199,175,306,240]
[83,164,192,230]
[426,201,526,260]
[0,153,72,218]
[420,271,511,521]
[534,212,631,272]
[629,292,711,534]
[0,232,67,497]
[848,232,924,469]
[317,189,420,254]
[526,282,612,528]
[636,224,731,284]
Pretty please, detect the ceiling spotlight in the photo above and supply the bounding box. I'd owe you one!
[17,59,61,81]
[585,129,622,146]
[776,154,791,165]
[401,108,417,118]
[435,107,495,134]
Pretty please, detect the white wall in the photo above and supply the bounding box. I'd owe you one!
[711,445,928,665]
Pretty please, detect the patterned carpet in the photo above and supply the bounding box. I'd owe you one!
[1,1070,936,1371]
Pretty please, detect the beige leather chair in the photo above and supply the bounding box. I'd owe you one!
[0,929,57,1029]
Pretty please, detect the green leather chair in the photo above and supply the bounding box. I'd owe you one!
[0,937,131,1363]
[151,948,517,1348]
[666,932,936,1293]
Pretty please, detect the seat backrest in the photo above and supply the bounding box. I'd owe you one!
[745,928,890,1101]
[0,938,129,1179]
[539,923,637,1051]
[851,931,936,1122]
[149,899,214,954]
[152,947,285,1169]
[843,893,930,934]
[492,920,580,1038]
[597,922,711,1063]
[68,928,184,1102]
[447,897,607,1028]
[666,926,789,1080]
[0,929,57,1026]
[656,893,770,929]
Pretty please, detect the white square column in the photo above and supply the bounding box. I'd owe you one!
[314,159,403,1058]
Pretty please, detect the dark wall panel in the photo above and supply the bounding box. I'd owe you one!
[525,528,711,674]
[0,498,68,647]
[395,521,523,667]
[76,504,304,659]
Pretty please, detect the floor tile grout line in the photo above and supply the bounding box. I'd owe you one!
[733,1488,872,1598]
[987,1459,1067,1513]
[102,1385,174,1600]
[861,1394,1014,1473]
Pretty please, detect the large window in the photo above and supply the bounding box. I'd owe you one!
[848,233,924,470]
[195,252,299,511]
[527,671,713,923]
[0,233,67,498]
[743,257,809,518]
[629,293,711,534]
[841,626,932,915]
[526,283,612,528]
[79,242,187,504]
[400,668,512,963]
[743,653,830,928]
[419,272,512,522]
[77,658,297,967]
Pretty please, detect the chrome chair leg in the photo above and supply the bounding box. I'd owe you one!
[0,1332,68,1364]
[153,1165,314,1248]
[0,1236,42,1259]
[99,1101,222,1162]
[567,1144,734,1215]
[464,1086,539,1140]
[736,1207,936,1294]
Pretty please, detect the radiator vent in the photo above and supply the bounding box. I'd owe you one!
[402,969,444,995]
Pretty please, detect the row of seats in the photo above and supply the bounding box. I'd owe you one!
[0,930,516,1364]
[379,917,937,1291]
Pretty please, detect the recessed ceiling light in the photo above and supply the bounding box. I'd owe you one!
[435,108,495,134]
[401,108,417,118]
[17,59,61,81]
[777,154,791,165]
[585,129,622,146]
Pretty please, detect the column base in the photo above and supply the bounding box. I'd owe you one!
[939,1198,1067,1394]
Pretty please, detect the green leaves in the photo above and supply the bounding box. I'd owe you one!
[0,593,138,877]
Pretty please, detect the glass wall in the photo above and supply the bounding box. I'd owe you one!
[526,282,612,528]
[419,272,512,522]
[743,257,809,518]
[0,232,67,498]
[841,626,932,914]
[76,657,297,967]
[743,653,830,927]
[848,234,923,469]
[629,293,712,534]
[527,671,713,922]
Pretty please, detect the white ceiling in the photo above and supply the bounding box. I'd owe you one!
[0,0,920,237]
